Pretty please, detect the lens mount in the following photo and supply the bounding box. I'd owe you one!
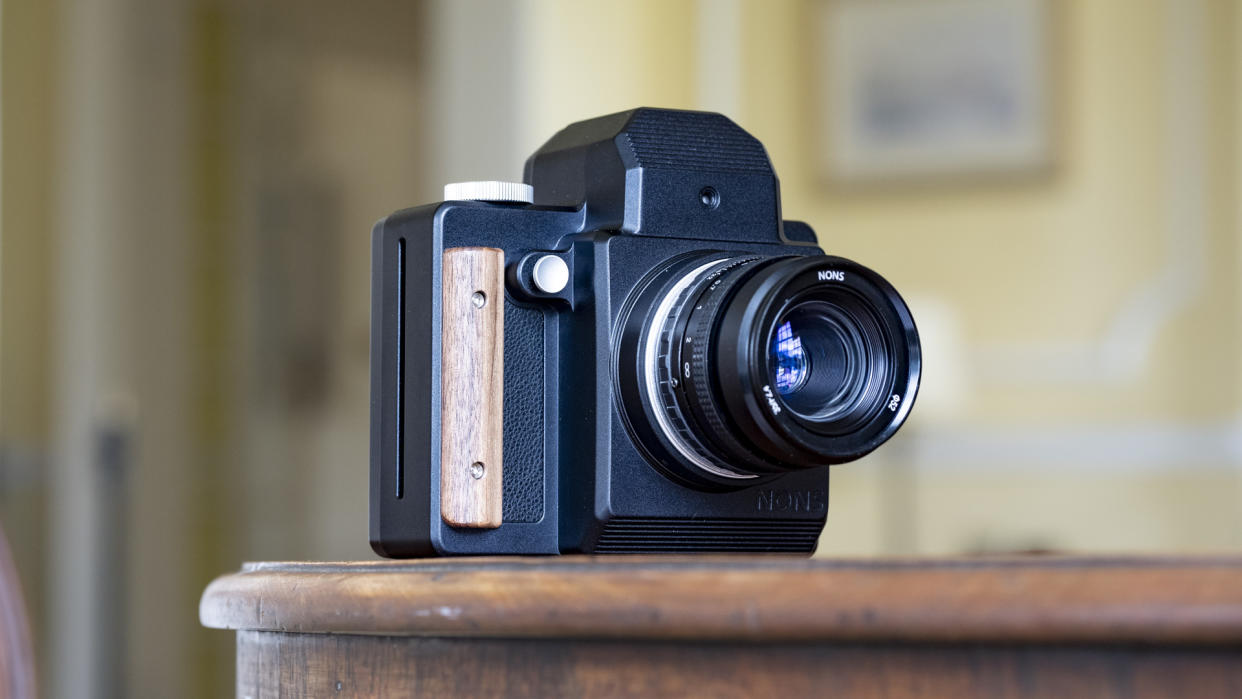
[616,253,920,489]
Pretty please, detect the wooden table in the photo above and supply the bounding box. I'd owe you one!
[200,556,1242,697]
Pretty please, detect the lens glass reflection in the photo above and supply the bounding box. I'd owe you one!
[768,300,875,422]
[772,321,808,394]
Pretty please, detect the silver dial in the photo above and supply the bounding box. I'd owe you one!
[443,180,534,204]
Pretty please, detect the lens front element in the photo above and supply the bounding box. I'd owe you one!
[768,297,892,435]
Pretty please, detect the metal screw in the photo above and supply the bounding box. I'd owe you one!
[471,291,486,308]
[470,462,485,479]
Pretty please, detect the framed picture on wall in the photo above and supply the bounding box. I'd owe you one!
[817,0,1055,183]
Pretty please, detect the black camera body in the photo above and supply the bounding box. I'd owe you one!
[370,108,920,557]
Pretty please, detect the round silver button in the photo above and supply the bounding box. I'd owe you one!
[531,255,570,294]
[443,181,534,204]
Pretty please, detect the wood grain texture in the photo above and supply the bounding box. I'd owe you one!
[200,556,1242,644]
[440,247,504,528]
[235,631,1242,699]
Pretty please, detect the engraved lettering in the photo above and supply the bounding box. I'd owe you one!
[774,490,790,511]
[762,384,782,414]
[810,488,826,512]
[756,488,828,513]
[756,489,773,511]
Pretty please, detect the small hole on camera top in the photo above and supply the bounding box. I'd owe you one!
[699,186,721,210]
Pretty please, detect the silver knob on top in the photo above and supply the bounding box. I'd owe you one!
[443,181,534,204]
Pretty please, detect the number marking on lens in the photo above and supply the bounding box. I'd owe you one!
[888,394,902,411]
[762,384,782,415]
[818,269,845,281]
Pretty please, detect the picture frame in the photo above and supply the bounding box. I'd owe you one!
[816,0,1056,183]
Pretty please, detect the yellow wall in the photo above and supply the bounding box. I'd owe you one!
[1,0,55,446]
[0,0,56,679]
[519,0,1242,554]
[522,0,699,151]
[755,0,1238,424]
[522,0,1237,420]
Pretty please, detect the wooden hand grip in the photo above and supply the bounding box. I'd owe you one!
[440,247,504,529]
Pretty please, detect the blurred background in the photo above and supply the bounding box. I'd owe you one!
[0,0,1238,696]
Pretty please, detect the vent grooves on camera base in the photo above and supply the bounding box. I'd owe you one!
[594,517,821,554]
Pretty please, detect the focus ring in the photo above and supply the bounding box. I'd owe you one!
[646,256,758,481]
[655,287,731,472]
[676,259,783,473]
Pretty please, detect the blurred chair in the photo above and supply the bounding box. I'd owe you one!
[0,525,35,699]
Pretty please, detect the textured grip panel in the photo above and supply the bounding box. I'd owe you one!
[622,110,772,174]
[502,302,545,523]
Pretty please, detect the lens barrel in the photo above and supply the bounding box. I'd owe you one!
[616,253,920,489]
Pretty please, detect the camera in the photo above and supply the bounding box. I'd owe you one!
[369,108,920,557]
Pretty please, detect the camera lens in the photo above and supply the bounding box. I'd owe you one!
[616,253,920,488]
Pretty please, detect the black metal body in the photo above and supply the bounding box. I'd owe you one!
[370,108,868,557]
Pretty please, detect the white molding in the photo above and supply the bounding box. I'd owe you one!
[51,1,195,696]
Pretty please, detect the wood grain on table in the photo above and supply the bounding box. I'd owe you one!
[201,556,1242,698]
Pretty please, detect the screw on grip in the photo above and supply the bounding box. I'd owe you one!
[440,247,505,528]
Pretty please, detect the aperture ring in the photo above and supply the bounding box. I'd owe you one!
[647,258,756,480]
[675,258,787,474]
